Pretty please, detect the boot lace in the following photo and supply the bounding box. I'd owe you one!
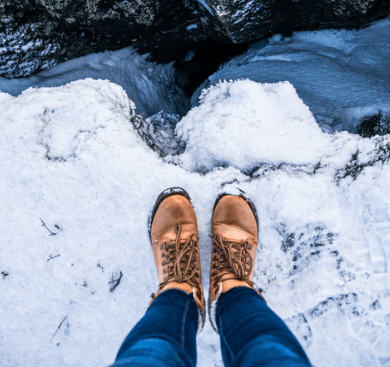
[210,233,254,291]
[158,224,201,294]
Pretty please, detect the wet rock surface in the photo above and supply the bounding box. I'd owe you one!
[1,0,390,79]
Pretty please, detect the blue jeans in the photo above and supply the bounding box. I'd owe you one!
[111,288,312,367]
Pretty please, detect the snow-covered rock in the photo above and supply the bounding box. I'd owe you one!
[193,17,390,135]
[2,0,390,78]
[0,0,202,77]
[0,47,189,117]
[200,0,390,43]
[177,80,330,172]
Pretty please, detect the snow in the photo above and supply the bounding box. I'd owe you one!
[186,24,198,30]
[195,0,214,16]
[176,80,330,172]
[0,22,59,78]
[193,17,390,134]
[1,14,390,367]
[0,47,189,117]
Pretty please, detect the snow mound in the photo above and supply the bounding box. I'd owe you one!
[1,78,390,367]
[176,80,330,172]
[193,17,390,134]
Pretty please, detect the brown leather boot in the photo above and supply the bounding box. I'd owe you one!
[209,193,265,332]
[149,187,205,330]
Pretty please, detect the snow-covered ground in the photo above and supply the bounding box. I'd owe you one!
[1,16,390,367]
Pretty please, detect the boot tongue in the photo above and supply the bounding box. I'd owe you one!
[159,224,198,242]
[212,223,257,242]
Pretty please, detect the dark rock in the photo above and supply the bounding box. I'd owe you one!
[1,0,390,79]
[0,0,207,78]
[357,112,390,138]
[202,0,390,43]
[175,39,250,96]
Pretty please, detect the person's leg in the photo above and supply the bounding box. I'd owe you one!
[111,188,205,367]
[112,289,199,367]
[208,193,311,367]
[216,287,311,367]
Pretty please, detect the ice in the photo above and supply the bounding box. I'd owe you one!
[195,0,214,15]
[186,24,198,30]
[1,14,390,367]
[0,47,189,117]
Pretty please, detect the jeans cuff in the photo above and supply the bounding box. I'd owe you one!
[149,288,205,334]
[211,286,266,334]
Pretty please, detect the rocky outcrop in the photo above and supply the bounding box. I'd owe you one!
[202,0,390,43]
[0,0,212,78]
[1,0,390,79]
